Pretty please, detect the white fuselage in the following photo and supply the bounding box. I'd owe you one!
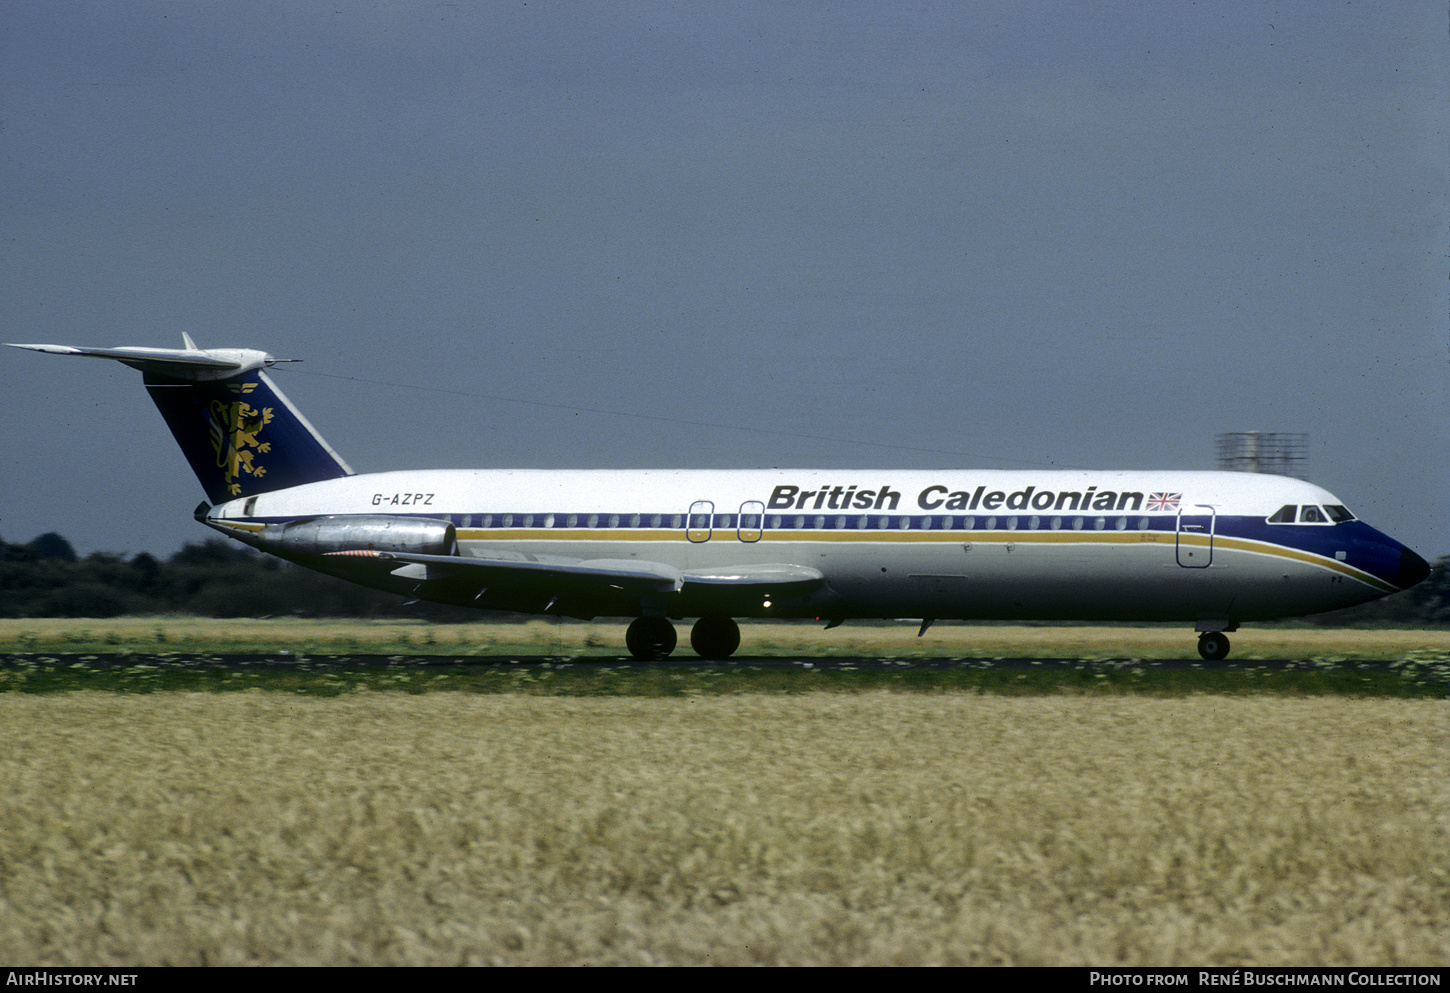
[209,467,1413,624]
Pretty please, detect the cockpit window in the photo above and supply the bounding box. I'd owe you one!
[1267,505,1296,523]
[1324,504,1354,523]
[1299,505,1326,523]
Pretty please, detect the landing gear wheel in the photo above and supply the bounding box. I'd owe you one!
[690,615,741,660]
[1197,631,1231,661]
[626,616,677,660]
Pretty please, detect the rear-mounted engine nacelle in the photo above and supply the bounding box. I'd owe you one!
[253,515,457,557]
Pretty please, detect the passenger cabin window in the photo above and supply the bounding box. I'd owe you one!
[1268,505,1297,524]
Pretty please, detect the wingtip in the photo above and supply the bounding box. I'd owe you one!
[6,343,79,354]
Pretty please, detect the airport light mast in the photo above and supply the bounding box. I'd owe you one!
[1215,431,1309,479]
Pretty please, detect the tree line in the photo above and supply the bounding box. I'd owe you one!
[0,533,481,621]
[3,531,1448,626]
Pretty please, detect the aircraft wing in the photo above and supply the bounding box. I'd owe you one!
[324,549,825,595]
[328,548,685,592]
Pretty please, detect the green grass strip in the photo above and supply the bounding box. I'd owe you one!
[0,655,1445,698]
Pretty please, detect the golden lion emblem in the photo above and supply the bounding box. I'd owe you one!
[207,395,275,496]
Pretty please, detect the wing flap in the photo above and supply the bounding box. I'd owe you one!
[680,563,825,589]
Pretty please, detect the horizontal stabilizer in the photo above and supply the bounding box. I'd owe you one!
[7,340,273,380]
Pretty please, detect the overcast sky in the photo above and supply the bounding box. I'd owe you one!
[3,1,1446,559]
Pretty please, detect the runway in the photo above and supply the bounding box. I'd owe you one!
[0,651,1442,675]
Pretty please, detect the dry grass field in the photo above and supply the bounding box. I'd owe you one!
[5,616,1450,659]
[0,691,1444,965]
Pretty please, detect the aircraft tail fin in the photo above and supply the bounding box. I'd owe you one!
[8,337,352,504]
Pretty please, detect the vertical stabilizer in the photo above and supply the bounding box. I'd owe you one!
[143,368,352,502]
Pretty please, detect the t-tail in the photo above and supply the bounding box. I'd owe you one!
[8,334,352,504]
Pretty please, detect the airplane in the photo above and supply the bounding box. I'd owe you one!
[9,336,1431,661]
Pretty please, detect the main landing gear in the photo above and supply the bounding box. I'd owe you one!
[1197,631,1231,661]
[690,615,741,660]
[625,615,741,661]
[625,616,676,660]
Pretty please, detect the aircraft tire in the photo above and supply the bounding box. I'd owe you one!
[1197,631,1231,661]
[626,616,677,660]
[690,615,741,659]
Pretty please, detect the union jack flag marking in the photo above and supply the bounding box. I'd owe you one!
[1146,492,1182,512]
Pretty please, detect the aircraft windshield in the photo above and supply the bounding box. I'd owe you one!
[1268,503,1355,524]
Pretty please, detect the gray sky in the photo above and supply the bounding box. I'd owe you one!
[3,1,1447,559]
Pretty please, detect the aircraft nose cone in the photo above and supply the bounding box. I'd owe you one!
[1398,546,1431,590]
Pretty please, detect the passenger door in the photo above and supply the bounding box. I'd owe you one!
[1176,504,1216,568]
[687,500,714,543]
[737,500,764,542]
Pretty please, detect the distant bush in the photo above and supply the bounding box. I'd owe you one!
[0,532,77,563]
[0,534,487,621]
